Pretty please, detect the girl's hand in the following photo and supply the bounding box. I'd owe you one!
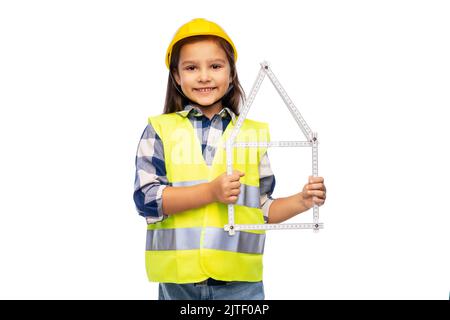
[209,170,245,204]
[301,176,326,209]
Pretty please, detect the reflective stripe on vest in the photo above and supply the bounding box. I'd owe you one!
[146,228,265,254]
[172,180,260,208]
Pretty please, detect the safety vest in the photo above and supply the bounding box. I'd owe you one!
[145,112,270,283]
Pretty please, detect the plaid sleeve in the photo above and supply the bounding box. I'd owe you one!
[259,151,276,223]
[133,123,169,224]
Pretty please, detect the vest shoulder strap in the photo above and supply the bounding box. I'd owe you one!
[148,112,270,141]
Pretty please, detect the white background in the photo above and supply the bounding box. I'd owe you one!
[0,0,449,299]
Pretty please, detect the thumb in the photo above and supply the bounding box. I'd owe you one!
[232,170,245,178]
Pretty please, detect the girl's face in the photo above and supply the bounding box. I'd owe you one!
[174,39,232,110]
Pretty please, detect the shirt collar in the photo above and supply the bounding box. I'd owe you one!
[176,104,237,125]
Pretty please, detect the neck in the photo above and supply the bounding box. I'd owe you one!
[192,100,223,120]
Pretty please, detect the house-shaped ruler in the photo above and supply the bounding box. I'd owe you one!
[224,61,324,236]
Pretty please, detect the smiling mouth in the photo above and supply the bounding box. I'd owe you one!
[194,87,216,93]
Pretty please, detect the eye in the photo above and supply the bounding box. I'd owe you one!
[185,65,196,71]
[212,64,222,69]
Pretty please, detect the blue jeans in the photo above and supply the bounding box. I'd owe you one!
[158,281,265,300]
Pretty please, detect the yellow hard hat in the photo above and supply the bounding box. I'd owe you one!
[165,18,238,69]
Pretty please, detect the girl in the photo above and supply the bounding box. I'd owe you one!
[133,18,326,300]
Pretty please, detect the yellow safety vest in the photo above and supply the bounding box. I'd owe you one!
[145,113,270,283]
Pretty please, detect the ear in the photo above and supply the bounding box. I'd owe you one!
[229,71,235,84]
[173,70,181,86]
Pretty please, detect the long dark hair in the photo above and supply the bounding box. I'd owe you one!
[163,35,244,116]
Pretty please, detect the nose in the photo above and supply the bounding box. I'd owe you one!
[198,67,211,83]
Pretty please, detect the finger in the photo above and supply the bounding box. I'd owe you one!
[306,190,326,198]
[229,188,241,196]
[229,174,240,182]
[225,187,241,196]
[308,176,324,184]
[230,181,241,189]
[230,172,245,181]
[313,197,325,206]
[228,196,238,203]
[305,183,325,190]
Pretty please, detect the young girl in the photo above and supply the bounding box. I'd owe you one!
[133,18,326,300]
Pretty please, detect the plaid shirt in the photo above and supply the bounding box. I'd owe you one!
[133,104,276,224]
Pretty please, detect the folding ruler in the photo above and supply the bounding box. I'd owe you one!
[224,61,323,236]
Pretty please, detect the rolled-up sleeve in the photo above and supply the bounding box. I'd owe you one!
[133,123,169,224]
[259,151,276,223]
